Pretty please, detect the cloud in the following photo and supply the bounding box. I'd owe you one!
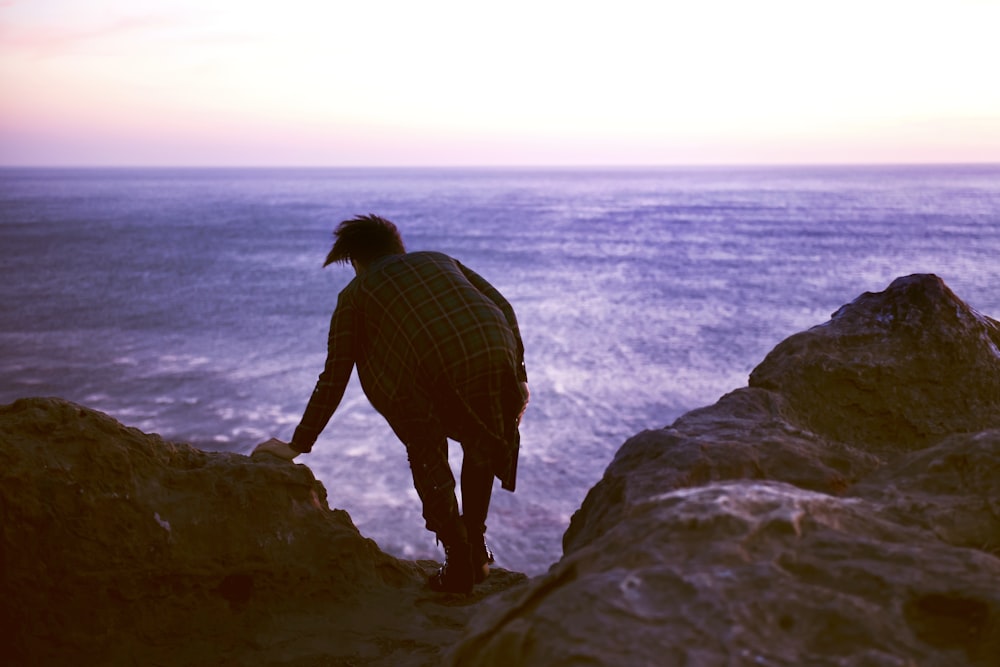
[0,12,185,59]
[0,6,263,64]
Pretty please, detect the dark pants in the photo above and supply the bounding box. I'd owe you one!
[389,364,524,544]
[403,430,493,544]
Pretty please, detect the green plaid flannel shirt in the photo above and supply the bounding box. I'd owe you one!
[292,251,527,453]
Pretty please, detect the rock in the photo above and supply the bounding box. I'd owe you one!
[0,397,526,666]
[6,273,1000,666]
[749,273,1000,449]
[449,274,1000,666]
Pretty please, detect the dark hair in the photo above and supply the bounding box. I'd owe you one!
[324,214,406,267]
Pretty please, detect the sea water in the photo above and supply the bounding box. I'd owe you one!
[2,165,998,574]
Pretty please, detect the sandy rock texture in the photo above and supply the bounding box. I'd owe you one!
[450,274,1000,666]
[4,273,999,666]
[0,398,525,666]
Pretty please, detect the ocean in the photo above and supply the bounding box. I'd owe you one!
[2,165,998,575]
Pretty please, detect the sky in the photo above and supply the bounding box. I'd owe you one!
[1,0,998,166]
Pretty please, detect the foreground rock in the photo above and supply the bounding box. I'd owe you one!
[450,275,1000,666]
[0,398,525,666]
[5,273,1000,666]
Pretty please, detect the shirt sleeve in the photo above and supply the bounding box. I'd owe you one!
[290,287,357,453]
[457,261,528,383]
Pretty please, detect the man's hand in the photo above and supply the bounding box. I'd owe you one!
[252,438,299,461]
[517,382,530,423]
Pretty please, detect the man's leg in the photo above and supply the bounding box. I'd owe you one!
[460,442,495,582]
[460,448,493,538]
[433,363,522,585]
[404,433,460,538]
[458,380,506,582]
[402,432,474,593]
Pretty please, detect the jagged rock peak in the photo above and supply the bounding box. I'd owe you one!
[749,273,1000,449]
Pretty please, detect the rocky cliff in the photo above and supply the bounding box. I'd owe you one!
[3,274,999,666]
[0,398,524,666]
[451,274,1000,666]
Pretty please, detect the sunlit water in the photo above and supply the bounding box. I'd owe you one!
[2,165,998,575]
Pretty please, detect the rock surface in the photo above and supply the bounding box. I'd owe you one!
[0,398,525,666]
[4,273,1000,666]
[450,274,1000,666]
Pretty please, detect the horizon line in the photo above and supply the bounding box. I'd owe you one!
[2,161,999,170]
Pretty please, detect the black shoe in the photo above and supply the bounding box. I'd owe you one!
[428,542,474,594]
[472,537,494,584]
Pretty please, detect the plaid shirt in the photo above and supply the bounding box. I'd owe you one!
[292,251,527,453]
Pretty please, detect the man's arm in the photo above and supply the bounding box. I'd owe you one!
[290,291,357,453]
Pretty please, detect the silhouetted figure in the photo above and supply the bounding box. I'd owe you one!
[255,214,528,594]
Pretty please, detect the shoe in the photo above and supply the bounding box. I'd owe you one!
[427,542,474,594]
[472,537,494,584]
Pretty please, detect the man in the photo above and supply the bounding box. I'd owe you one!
[254,214,529,594]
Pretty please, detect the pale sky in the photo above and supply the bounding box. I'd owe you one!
[1,0,998,166]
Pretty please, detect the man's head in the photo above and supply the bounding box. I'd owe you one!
[324,214,406,268]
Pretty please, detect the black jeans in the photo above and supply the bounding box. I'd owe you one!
[390,365,521,544]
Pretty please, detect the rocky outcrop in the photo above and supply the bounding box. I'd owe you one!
[0,398,525,666]
[749,273,1000,449]
[450,274,1000,666]
[4,274,1000,666]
